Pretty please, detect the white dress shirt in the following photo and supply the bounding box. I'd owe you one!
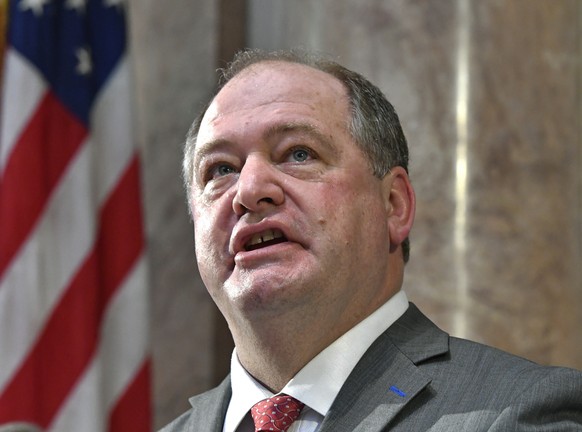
[223,291,409,432]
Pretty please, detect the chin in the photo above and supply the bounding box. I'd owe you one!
[224,275,311,316]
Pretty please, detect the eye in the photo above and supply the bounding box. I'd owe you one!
[288,147,313,163]
[207,163,237,181]
[216,164,236,176]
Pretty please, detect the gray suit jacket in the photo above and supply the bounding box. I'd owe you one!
[160,304,582,431]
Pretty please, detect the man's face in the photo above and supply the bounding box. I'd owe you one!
[189,62,403,328]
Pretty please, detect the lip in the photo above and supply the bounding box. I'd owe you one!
[230,219,298,256]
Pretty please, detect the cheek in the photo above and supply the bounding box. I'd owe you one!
[192,211,211,246]
[192,193,228,236]
[320,184,387,244]
[192,198,235,261]
[309,187,360,247]
[193,214,229,293]
[193,224,213,281]
[192,207,220,261]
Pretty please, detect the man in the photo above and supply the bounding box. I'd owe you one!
[161,49,582,431]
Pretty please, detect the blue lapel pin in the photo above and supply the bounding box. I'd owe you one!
[389,385,406,397]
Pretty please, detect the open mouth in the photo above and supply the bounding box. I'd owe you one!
[245,229,288,251]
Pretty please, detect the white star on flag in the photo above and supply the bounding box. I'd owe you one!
[75,47,93,76]
[0,0,152,428]
[19,0,51,16]
[65,0,87,13]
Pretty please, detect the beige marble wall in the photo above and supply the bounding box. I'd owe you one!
[455,0,582,367]
[131,0,582,428]
[249,0,582,367]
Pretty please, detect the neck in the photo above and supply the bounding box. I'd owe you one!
[228,294,389,392]
[231,312,334,392]
[227,257,405,391]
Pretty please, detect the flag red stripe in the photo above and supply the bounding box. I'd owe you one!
[0,92,87,279]
[97,156,145,302]
[0,156,144,427]
[109,359,152,432]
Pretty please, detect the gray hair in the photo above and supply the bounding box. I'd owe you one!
[183,48,411,262]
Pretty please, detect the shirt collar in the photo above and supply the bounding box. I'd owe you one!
[224,291,409,432]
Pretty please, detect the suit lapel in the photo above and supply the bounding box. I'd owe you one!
[319,304,449,432]
[185,376,231,432]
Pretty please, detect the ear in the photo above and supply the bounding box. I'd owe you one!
[381,166,416,247]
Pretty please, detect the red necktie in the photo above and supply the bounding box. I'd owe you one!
[251,394,305,432]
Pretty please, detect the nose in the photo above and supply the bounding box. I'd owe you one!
[232,155,285,216]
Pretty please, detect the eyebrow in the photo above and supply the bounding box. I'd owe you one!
[264,121,339,155]
[193,121,339,170]
[265,121,328,141]
[193,139,233,170]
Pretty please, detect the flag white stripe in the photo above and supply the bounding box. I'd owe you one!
[0,60,136,393]
[91,58,135,201]
[0,49,46,172]
[0,138,95,393]
[48,258,149,431]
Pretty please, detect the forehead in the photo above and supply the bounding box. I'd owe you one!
[197,61,350,143]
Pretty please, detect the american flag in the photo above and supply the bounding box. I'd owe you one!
[0,0,151,430]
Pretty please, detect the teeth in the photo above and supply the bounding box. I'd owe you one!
[248,233,262,246]
[247,229,283,247]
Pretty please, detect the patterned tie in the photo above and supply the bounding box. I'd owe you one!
[251,394,305,432]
